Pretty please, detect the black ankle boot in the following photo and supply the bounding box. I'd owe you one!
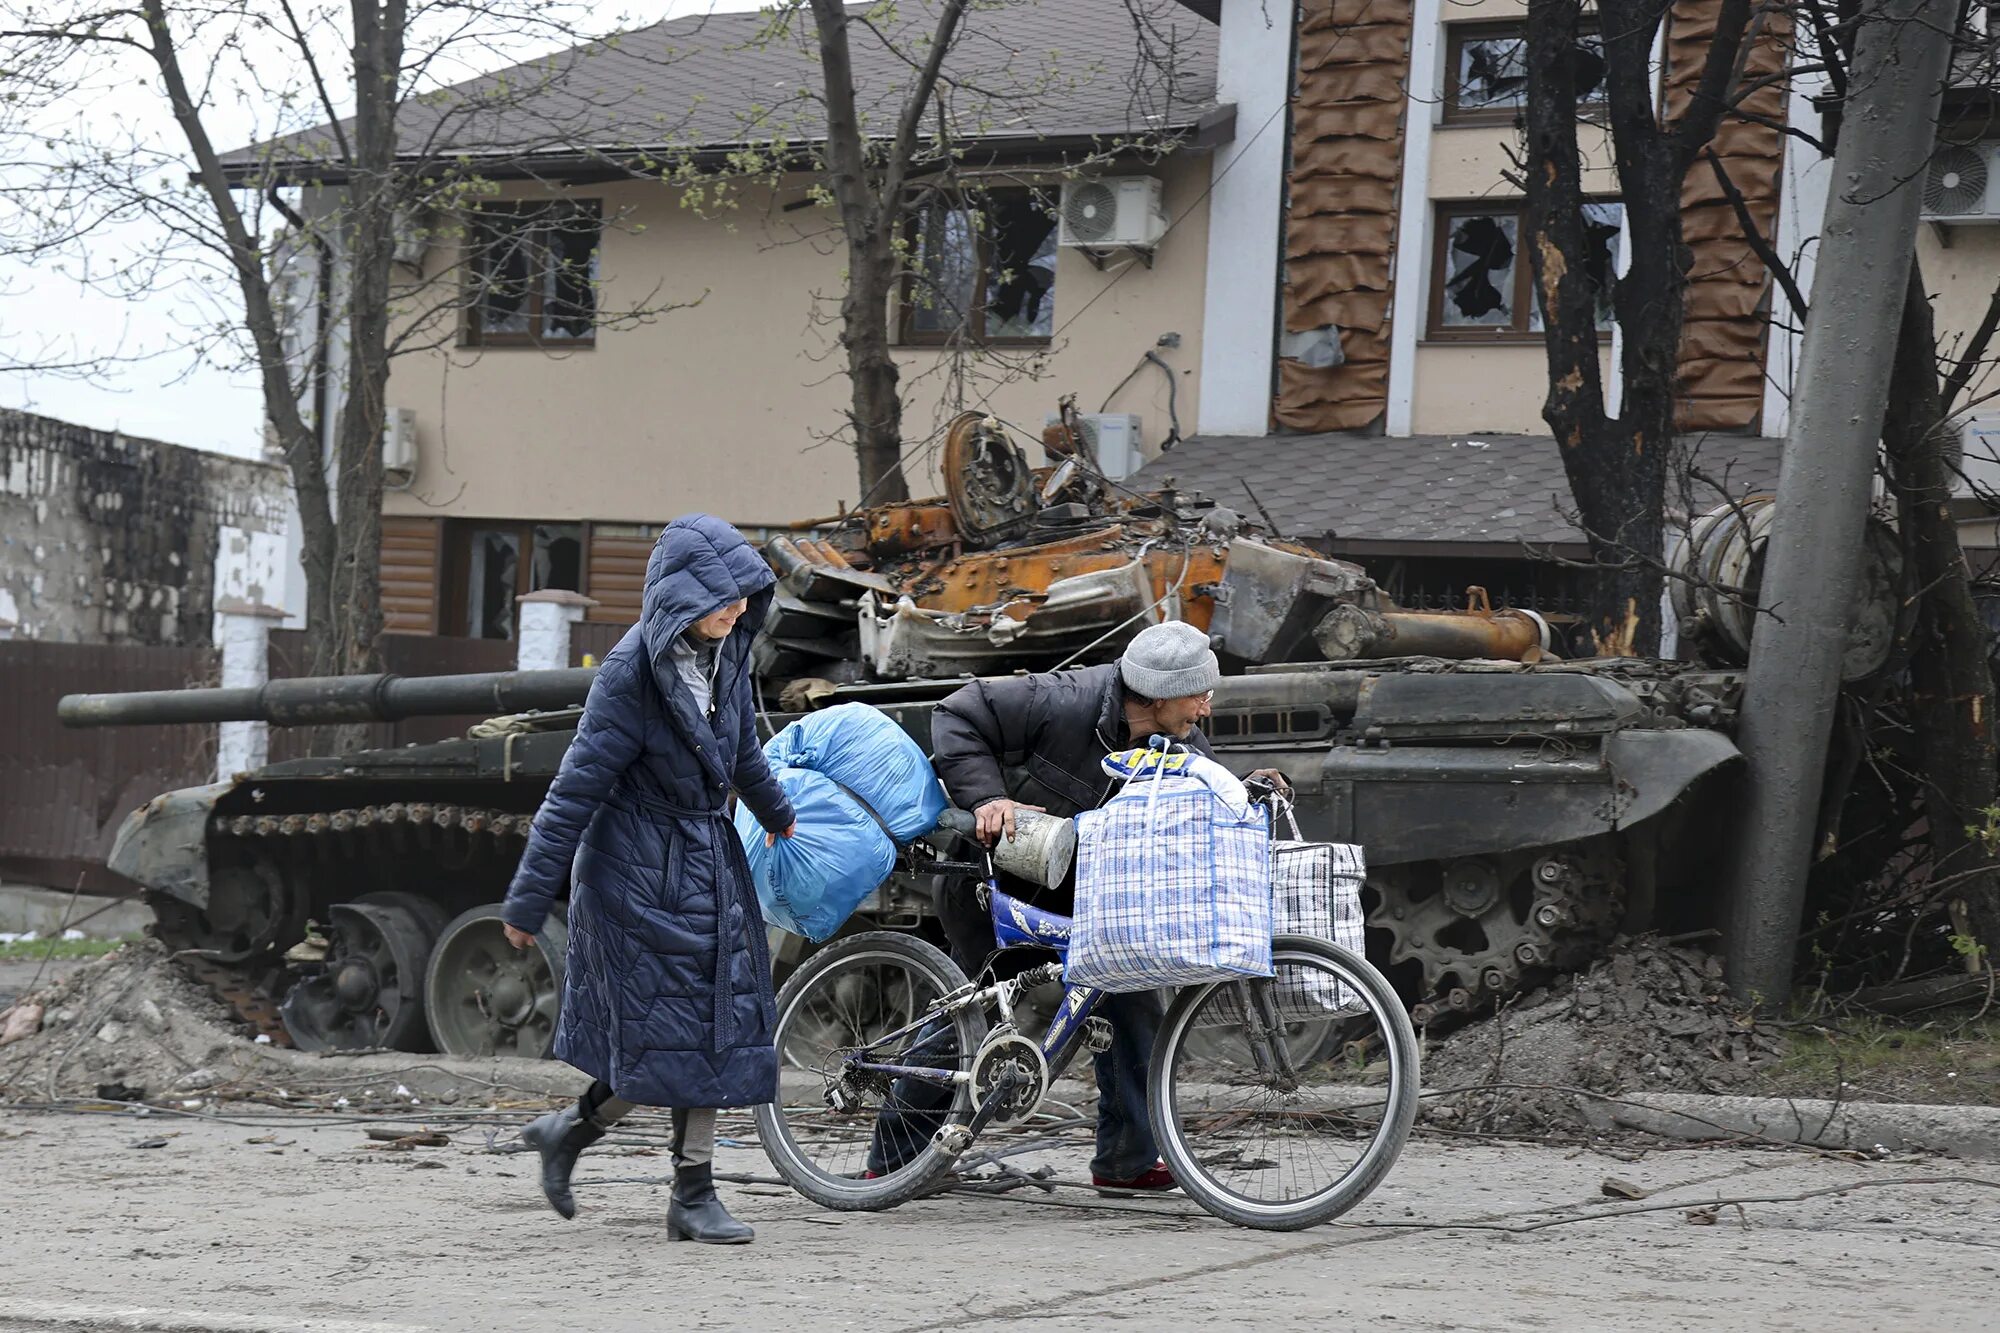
[666,1162,754,1244]
[519,1103,606,1220]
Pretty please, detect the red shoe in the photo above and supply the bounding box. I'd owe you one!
[861,1170,882,1180]
[1091,1162,1177,1192]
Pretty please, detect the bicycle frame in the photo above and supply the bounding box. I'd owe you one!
[839,882,1107,1095]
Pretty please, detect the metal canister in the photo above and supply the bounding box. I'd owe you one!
[991,808,1077,889]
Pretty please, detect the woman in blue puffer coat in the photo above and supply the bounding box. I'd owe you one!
[501,514,795,1245]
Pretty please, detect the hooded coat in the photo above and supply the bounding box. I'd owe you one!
[501,515,794,1108]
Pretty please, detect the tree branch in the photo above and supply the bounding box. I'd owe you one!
[1703,146,1809,317]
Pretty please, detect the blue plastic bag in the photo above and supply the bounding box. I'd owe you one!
[735,766,898,942]
[762,702,946,840]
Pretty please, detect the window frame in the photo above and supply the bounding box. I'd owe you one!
[460,199,603,350]
[895,186,1058,349]
[439,518,588,640]
[1441,19,1607,127]
[1426,200,1622,343]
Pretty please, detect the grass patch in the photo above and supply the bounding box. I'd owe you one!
[1756,1010,2000,1106]
[0,935,135,962]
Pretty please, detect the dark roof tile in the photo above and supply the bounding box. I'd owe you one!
[1137,430,1786,547]
[223,0,1220,173]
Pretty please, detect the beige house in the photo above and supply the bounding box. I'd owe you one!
[235,0,1227,636]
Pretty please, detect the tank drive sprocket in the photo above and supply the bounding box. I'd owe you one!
[1368,838,1623,1014]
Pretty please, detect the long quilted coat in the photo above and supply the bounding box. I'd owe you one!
[501,515,795,1108]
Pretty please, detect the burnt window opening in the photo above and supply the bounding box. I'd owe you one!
[463,201,601,348]
[899,187,1059,346]
[1430,202,1622,340]
[1444,20,1606,124]
[447,520,584,640]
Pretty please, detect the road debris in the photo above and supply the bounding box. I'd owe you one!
[0,1002,42,1047]
[1423,934,1783,1135]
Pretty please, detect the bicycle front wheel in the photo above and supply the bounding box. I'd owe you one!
[754,931,987,1211]
[1149,934,1419,1231]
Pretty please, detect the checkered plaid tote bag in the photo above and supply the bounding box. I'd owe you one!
[1201,800,1367,1025]
[1066,741,1275,993]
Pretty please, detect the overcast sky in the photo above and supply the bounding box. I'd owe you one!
[0,0,769,459]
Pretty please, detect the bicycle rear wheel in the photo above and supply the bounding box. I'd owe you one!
[754,931,988,1211]
[1149,934,1419,1231]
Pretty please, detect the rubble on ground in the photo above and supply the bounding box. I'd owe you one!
[0,937,587,1107]
[1420,934,1785,1136]
[0,939,258,1101]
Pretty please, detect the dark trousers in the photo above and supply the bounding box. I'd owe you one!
[865,878,1163,1181]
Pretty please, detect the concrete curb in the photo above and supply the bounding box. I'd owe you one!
[1574,1091,2000,1163]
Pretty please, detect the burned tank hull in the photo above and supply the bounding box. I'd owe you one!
[78,655,1741,1050]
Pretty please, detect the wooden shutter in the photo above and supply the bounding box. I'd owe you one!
[584,526,653,626]
[380,515,442,634]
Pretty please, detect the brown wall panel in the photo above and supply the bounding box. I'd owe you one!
[379,515,441,634]
[1278,0,1415,434]
[585,528,654,626]
[1665,0,1792,432]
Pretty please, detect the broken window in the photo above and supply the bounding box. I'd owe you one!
[1444,21,1605,123]
[900,187,1058,345]
[464,201,601,347]
[1430,202,1622,339]
[448,520,585,639]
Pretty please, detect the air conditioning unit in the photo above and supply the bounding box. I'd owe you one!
[1058,177,1167,251]
[1046,411,1143,480]
[1957,412,2000,502]
[383,407,419,484]
[1921,143,2000,221]
[391,208,431,267]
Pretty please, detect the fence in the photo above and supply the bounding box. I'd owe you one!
[571,620,626,667]
[265,631,518,761]
[0,640,217,891]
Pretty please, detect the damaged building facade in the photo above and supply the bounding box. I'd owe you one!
[0,409,299,645]
[219,0,2000,645]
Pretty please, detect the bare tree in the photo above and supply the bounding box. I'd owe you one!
[683,0,1208,505]
[1,0,692,692]
[1521,0,1755,655]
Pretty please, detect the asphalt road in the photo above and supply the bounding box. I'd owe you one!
[0,1106,1995,1332]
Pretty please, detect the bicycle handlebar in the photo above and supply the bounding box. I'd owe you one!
[934,809,979,838]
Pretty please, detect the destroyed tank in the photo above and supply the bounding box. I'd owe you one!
[60,408,1842,1053]
[61,652,1746,1055]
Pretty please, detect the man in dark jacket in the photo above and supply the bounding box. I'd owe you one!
[871,620,1288,1189]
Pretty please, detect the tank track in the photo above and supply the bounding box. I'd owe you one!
[164,804,534,1044]
[1369,838,1624,1022]
[177,954,295,1048]
[216,803,536,842]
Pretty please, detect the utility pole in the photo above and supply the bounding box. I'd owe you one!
[1722,0,1958,1009]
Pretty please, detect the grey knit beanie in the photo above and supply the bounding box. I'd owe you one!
[1119,620,1220,700]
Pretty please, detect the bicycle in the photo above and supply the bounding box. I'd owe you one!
[754,794,1421,1231]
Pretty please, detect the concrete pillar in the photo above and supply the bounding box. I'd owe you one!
[1722,0,1956,1009]
[213,598,288,781]
[516,590,597,671]
[1196,0,1296,436]
[1384,0,1442,437]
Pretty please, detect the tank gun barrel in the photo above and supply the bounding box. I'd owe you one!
[58,669,598,729]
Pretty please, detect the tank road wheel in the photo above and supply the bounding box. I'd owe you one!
[280,894,442,1052]
[1369,839,1624,1011]
[425,903,567,1059]
[150,858,306,963]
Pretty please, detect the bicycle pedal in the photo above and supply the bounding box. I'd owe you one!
[931,1124,974,1158]
[1082,1017,1113,1055]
